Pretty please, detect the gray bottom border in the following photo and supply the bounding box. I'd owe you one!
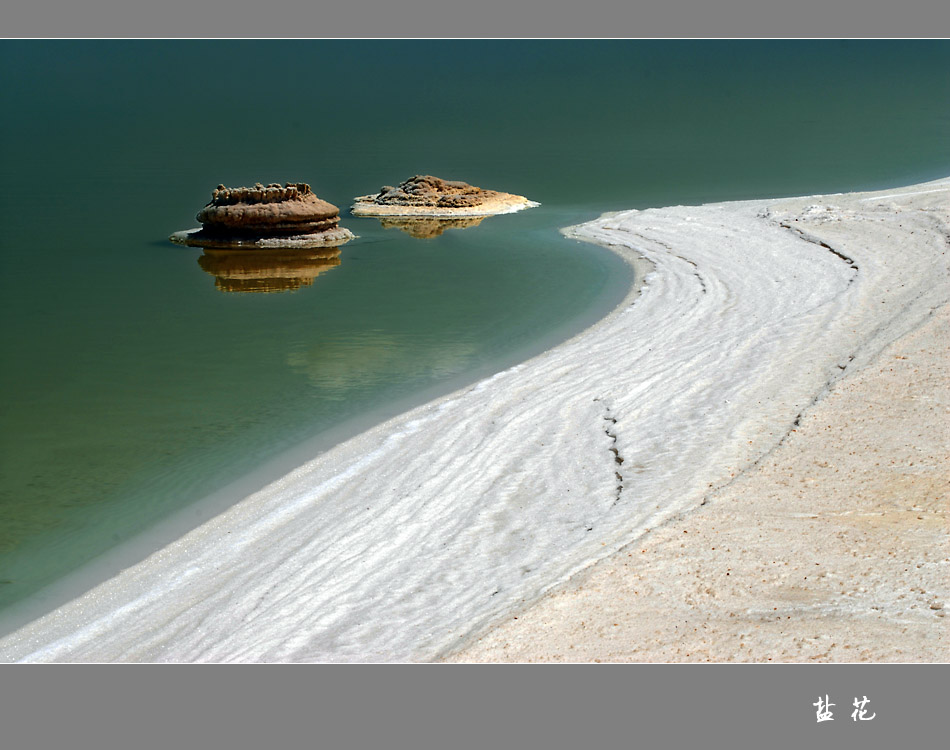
[0,664,945,749]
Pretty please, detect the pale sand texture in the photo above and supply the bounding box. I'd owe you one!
[451,197,950,663]
[2,179,946,662]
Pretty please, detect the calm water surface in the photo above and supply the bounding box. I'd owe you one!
[1,40,948,616]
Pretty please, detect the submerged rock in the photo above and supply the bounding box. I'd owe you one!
[170,182,354,248]
[352,175,537,217]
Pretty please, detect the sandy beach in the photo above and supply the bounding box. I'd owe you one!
[1,177,946,662]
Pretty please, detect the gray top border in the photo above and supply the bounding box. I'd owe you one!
[2,0,950,38]
[1,5,947,748]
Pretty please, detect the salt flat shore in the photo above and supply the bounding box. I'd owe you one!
[451,306,949,662]
[450,179,950,663]
[2,178,947,662]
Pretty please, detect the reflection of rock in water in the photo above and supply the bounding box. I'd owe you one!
[378,215,486,239]
[197,247,342,293]
[287,333,478,397]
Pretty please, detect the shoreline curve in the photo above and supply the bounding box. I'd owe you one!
[2,177,947,662]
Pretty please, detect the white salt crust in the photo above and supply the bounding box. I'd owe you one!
[169,226,355,248]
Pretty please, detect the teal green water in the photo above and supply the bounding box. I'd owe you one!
[1,40,948,615]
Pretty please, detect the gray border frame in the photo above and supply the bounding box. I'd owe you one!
[1,665,946,748]
[1,2,949,749]
[1,0,949,38]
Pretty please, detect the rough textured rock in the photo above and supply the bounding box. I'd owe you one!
[170,182,353,248]
[197,182,340,235]
[367,175,490,209]
[352,175,536,217]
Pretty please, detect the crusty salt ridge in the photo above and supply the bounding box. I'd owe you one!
[449,306,949,662]
[2,178,946,663]
[169,226,354,249]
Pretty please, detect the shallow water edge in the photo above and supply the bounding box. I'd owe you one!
[0,227,635,641]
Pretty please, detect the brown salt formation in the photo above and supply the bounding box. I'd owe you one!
[352,175,537,217]
[197,247,342,294]
[378,215,486,239]
[170,182,354,248]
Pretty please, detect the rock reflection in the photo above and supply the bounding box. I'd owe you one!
[196,247,342,293]
[377,215,486,239]
[287,333,477,397]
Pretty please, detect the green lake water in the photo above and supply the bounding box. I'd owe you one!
[1,40,948,618]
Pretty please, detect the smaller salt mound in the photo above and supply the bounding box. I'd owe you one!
[352,175,538,217]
